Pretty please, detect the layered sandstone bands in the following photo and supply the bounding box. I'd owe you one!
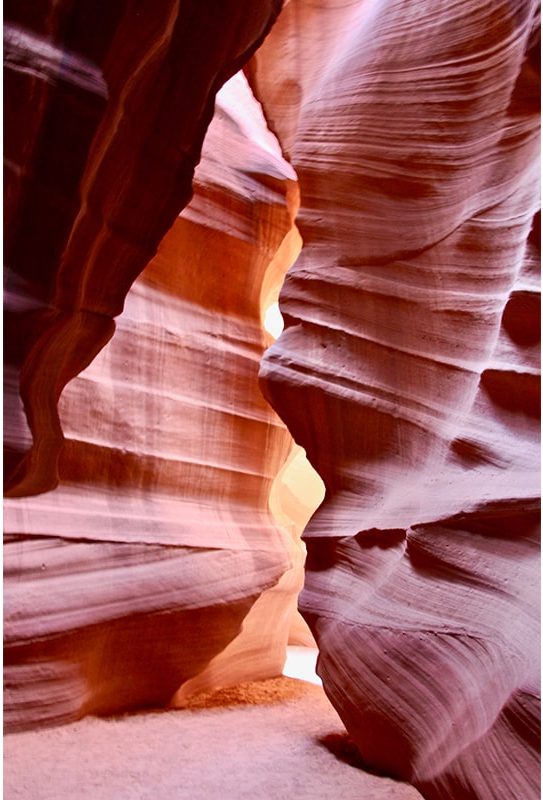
[4,2,540,799]
[252,2,540,798]
[4,52,323,727]
[4,0,282,498]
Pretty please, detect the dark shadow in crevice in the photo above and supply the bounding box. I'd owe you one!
[317,732,391,778]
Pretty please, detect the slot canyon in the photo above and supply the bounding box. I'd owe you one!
[3,2,540,800]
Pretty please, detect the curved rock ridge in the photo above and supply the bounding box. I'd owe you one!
[4,0,282,498]
[4,70,325,730]
[251,1,540,798]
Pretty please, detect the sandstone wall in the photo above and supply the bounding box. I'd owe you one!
[250,2,541,798]
[4,4,540,799]
[4,0,282,498]
[4,5,323,730]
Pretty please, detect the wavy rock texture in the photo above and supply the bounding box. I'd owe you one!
[251,2,541,799]
[4,63,327,730]
[4,3,540,797]
[4,0,282,498]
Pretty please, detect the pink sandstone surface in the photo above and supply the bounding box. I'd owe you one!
[4,2,541,800]
[250,1,540,798]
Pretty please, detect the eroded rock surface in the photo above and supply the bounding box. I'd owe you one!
[251,2,540,798]
[4,0,282,498]
[4,3,540,798]
[4,55,324,728]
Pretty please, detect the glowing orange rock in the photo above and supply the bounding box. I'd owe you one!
[4,54,323,728]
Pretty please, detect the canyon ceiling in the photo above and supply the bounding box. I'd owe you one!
[4,2,541,800]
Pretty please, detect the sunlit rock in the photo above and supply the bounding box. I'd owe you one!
[4,60,323,729]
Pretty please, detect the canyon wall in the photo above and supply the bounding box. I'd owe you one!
[251,1,541,799]
[4,2,540,799]
[4,3,323,730]
[4,0,282,499]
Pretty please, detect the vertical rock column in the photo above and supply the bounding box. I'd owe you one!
[250,1,540,798]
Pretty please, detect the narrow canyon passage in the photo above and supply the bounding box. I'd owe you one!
[4,3,540,800]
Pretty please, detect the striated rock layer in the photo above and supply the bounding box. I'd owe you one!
[251,1,541,799]
[5,51,324,728]
[4,0,282,499]
[5,3,540,797]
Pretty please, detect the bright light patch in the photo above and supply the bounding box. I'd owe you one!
[263,302,284,339]
[282,646,322,686]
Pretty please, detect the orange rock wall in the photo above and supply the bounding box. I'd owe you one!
[4,0,282,498]
[4,4,325,730]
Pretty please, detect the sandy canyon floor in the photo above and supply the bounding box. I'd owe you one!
[5,675,423,800]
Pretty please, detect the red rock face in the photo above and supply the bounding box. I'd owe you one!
[250,1,540,798]
[4,5,328,730]
[4,0,282,498]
